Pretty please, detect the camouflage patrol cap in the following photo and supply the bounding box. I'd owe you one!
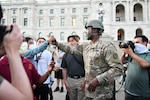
[85,20,104,32]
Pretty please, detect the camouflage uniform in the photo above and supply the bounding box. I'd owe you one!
[56,39,122,100]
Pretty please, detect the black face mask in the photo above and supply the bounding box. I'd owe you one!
[87,27,101,40]
[87,27,93,40]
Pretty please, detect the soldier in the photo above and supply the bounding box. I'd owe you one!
[49,20,122,100]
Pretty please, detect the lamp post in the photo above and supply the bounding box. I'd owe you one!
[98,3,104,23]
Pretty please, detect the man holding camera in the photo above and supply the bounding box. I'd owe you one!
[0,4,33,100]
[0,4,55,100]
[121,35,150,100]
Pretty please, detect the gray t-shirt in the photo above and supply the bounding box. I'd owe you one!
[125,52,150,97]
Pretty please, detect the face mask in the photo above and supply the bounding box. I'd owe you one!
[134,43,149,54]
[28,44,36,50]
[19,42,28,55]
[87,27,93,40]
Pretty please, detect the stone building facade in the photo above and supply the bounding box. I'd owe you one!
[1,0,150,42]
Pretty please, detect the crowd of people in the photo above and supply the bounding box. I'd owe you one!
[0,3,150,100]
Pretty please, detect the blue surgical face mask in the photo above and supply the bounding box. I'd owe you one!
[134,43,149,54]
[28,44,36,50]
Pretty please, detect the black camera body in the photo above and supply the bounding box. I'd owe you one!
[0,25,13,43]
[0,25,7,43]
[119,41,135,51]
[0,5,13,43]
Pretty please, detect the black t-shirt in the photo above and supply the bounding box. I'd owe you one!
[61,53,85,76]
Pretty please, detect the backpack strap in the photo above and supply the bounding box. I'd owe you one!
[63,53,84,68]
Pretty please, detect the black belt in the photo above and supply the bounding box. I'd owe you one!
[68,75,84,79]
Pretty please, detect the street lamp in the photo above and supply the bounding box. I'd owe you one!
[98,3,105,23]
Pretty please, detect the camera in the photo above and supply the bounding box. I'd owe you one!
[51,38,57,45]
[119,41,135,51]
[0,25,13,43]
[0,5,13,43]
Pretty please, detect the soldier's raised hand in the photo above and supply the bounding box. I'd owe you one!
[47,35,57,45]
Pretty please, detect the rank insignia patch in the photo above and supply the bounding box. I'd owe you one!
[113,53,118,59]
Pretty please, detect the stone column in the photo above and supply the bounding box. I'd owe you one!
[126,1,129,22]
[112,1,115,23]
[19,8,22,26]
[144,0,148,22]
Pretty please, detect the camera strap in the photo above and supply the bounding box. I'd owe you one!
[35,52,43,64]
[64,53,84,68]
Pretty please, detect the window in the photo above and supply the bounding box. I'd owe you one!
[60,18,65,26]
[22,32,25,36]
[24,0,28,2]
[39,19,43,27]
[72,17,76,26]
[39,9,43,15]
[1,19,6,25]
[3,9,6,13]
[24,9,28,14]
[83,8,88,13]
[24,18,28,26]
[13,18,16,23]
[83,17,88,25]
[118,32,121,40]
[60,32,65,40]
[72,8,76,13]
[49,18,54,27]
[72,32,76,35]
[83,32,87,40]
[61,9,65,14]
[50,9,54,14]
[116,9,119,13]
[2,9,6,18]
[116,17,120,21]
[134,17,136,21]
[13,9,17,14]
[38,32,42,38]
[47,32,53,37]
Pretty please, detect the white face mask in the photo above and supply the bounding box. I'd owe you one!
[134,43,149,54]
[19,42,28,55]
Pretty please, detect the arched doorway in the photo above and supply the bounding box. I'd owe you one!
[133,3,143,21]
[116,4,125,21]
[117,29,124,41]
[136,28,142,36]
